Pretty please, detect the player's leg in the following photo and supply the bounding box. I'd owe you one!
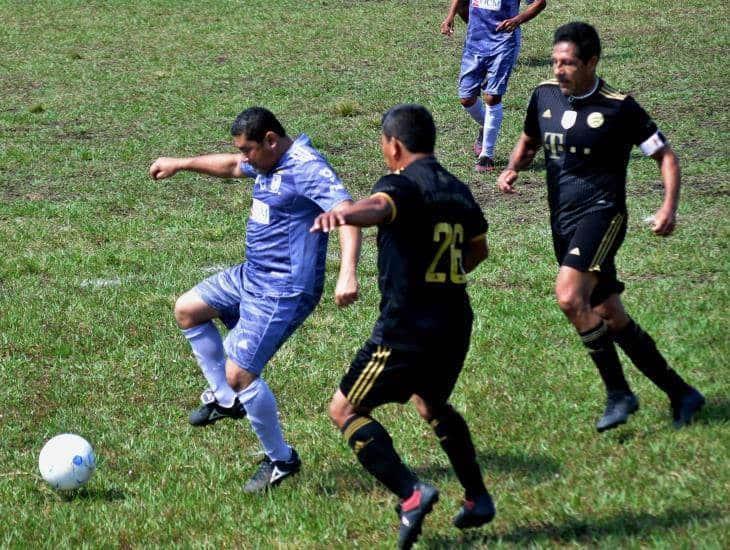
[175,267,246,426]
[554,213,637,431]
[332,343,438,549]
[595,295,705,427]
[458,52,488,156]
[225,291,318,492]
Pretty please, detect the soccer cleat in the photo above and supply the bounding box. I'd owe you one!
[671,388,705,429]
[473,127,484,157]
[188,390,247,427]
[453,492,496,529]
[475,156,495,173]
[397,482,439,549]
[596,391,639,432]
[243,447,301,493]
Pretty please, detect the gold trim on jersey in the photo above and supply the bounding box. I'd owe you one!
[598,83,627,101]
[371,192,397,223]
[343,416,373,441]
[589,213,625,271]
[538,78,560,87]
[347,345,391,406]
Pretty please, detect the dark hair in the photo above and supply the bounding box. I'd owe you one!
[553,22,601,62]
[381,104,436,154]
[230,107,287,142]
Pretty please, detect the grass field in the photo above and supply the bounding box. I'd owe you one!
[1,0,728,547]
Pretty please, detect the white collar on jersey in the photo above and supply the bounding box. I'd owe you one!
[568,77,600,104]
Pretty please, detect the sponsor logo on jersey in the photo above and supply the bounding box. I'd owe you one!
[270,174,282,193]
[587,112,605,128]
[250,198,270,224]
[542,108,552,118]
[561,110,577,129]
[473,0,501,10]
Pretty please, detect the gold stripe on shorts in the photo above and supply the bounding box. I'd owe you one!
[589,213,624,272]
[347,345,391,407]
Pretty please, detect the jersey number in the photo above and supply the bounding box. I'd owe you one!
[425,223,467,284]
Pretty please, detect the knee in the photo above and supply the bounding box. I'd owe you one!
[225,362,256,392]
[174,294,197,329]
[460,96,477,107]
[483,94,502,106]
[329,393,357,430]
[555,286,586,318]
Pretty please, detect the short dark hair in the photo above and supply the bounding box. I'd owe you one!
[553,22,601,63]
[230,107,287,142]
[381,104,436,154]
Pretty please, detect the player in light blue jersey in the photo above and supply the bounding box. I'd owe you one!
[149,107,361,492]
[442,0,546,172]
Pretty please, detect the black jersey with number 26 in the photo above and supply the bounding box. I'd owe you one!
[369,157,488,351]
[524,79,665,233]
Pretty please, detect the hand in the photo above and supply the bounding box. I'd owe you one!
[440,17,454,36]
[310,211,346,233]
[334,270,359,307]
[497,169,519,194]
[651,206,677,236]
[495,16,520,32]
[149,157,181,180]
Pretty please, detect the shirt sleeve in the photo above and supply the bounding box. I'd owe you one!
[371,174,420,224]
[239,161,258,178]
[299,161,352,211]
[622,96,666,155]
[523,88,541,139]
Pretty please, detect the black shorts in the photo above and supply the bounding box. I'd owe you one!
[339,337,470,410]
[553,209,627,306]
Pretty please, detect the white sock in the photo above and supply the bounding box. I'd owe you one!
[182,322,236,407]
[481,102,504,159]
[463,97,486,126]
[237,378,291,462]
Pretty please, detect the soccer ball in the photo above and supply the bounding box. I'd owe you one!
[38,434,96,491]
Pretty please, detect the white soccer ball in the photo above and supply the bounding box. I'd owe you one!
[38,434,96,491]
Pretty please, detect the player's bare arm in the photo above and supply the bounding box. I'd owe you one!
[495,0,546,32]
[650,144,680,236]
[497,132,541,193]
[333,200,361,307]
[440,0,461,35]
[463,235,489,273]
[149,153,243,180]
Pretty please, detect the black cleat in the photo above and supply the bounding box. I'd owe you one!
[453,492,496,529]
[188,390,246,427]
[671,388,705,428]
[243,448,301,493]
[397,482,439,549]
[596,391,639,432]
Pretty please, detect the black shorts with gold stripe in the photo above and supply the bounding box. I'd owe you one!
[553,208,627,306]
[339,339,469,410]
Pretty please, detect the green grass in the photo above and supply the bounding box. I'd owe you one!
[1,0,728,547]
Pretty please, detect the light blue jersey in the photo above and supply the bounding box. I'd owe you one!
[465,0,533,55]
[239,134,351,297]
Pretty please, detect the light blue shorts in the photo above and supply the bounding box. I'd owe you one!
[194,264,319,375]
[458,45,520,99]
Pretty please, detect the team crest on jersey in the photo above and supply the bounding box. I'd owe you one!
[250,198,270,225]
[561,110,577,129]
[542,109,552,119]
[587,112,605,128]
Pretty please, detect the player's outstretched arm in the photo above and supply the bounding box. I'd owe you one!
[650,144,680,236]
[149,153,243,181]
[495,0,546,32]
[332,200,361,307]
[310,194,393,232]
[497,132,540,194]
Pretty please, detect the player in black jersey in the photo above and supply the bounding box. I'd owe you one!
[497,22,704,432]
[311,104,493,549]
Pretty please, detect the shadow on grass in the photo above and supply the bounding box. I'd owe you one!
[698,397,730,425]
[61,487,126,502]
[413,450,560,485]
[424,508,722,547]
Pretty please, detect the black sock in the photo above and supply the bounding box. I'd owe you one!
[430,405,487,500]
[613,319,691,400]
[580,321,631,394]
[342,415,416,499]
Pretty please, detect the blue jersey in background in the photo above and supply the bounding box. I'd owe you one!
[465,0,533,55]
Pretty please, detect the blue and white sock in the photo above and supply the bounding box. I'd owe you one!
[481,102,504,159]
[182,322,236,408]
[237,378,291,462]
[463,97,486,126]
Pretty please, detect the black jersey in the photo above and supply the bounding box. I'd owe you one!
[369,157,489,351]
[524,78,665,233]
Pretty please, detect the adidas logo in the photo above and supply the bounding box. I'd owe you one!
[542,109,552,118]
[270,466,288,483]
[401,516,411,527]
[569,247,581,256]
